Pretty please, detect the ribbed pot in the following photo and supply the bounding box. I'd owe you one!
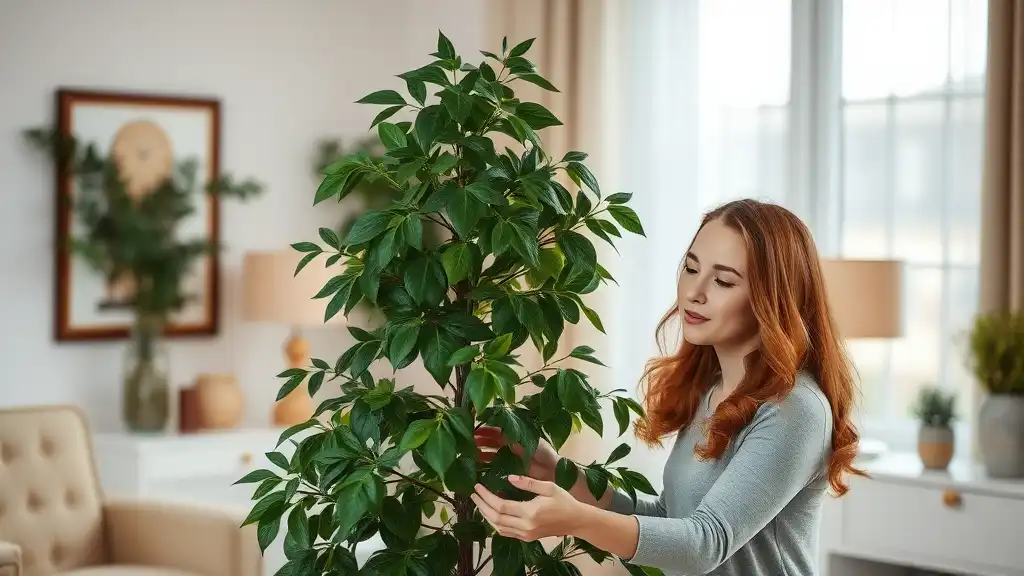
[978,394,1024,479]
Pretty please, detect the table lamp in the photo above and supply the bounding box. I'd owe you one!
[820,259,903,339]
[242,250,343,427]
[820,258,903,457]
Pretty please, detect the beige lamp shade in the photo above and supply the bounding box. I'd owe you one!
[820,259,903,339]
[242,250,343,327]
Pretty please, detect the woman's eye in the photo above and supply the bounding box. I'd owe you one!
[715,279,735,288]
[683,266,698,274]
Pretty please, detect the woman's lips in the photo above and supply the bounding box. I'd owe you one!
[684,310,709,325]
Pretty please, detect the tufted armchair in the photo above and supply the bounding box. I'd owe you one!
[0,405,262,576]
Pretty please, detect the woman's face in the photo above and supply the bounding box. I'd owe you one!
[677,219,760,351]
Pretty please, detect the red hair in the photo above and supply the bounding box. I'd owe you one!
[635,199,866,496]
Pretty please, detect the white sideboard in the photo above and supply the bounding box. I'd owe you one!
[91,428,385,575]
[820,452,1024,576]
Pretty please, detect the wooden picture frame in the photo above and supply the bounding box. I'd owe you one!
[54,88,222,341]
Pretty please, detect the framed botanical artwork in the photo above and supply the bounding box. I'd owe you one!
[53,88,222,341]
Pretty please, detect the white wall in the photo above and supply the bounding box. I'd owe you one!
[0,0,487,431]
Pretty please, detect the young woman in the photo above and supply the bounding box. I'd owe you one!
[473,199,865,575]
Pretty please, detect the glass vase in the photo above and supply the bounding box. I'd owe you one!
[123,314,170,433]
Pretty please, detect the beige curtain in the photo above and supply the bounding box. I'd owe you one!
[974,0,1024,459]
[980,0,1024,314]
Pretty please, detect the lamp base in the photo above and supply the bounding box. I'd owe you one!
[273,330,314,427]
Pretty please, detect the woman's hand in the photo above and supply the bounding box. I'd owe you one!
[471,475,584,541]
[475,426,558,482]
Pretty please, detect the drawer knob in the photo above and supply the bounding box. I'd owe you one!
[241,452,253,465]
[942,489,962,508]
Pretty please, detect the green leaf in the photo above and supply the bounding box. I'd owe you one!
[371,105,404,128]
[465,180,508,206]
[507,37,535,58]
[388,323,421,367]
[291,242,321,253]
[276,375,305,401]
[467,367,497,412]
[406,79,428,105]
[399,418,438,452]
[436,30,457,60]
[517,73,559,92]
[287,505,312,548]
[554,458,579,491]
[265,452,290,471]
[423,425,457,479]
[606,192,632,204]
[446,455,477,496]
[483,333,513,358]
[570,345,607,367]
[561,151,588,163]
[613,398,631,436]
[256,507,283,553]
[447,190,487,238]
[514,102,563,130]
[431,152,459,174]
[242,490,285,526]
[620,469,658,496]
[357,90,406,106]
[344,210,394,245]
[491,535,526,576]
[441,243,472,284]
[276,420,317,448]
[567,161,601,197]
[404,256,447,306]
[447,345,480,366]
[608,204,646,236]
[234,469,278,485]
[607,443,631,465]
[378,122,408,150]
[402,215,424,251]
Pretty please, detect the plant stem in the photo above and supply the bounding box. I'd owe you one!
[453,280,476,576]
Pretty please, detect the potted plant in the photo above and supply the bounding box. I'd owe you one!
[23,128,263,433]
[966,310,1024,478]
[910,386,957,470]
[235,33,661,575]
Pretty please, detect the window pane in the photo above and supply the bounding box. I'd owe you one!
[698,0,791,107]
[892,0,951,97]
[842,0,896,100]
[841,104,890,258]
[948,97,985,265]
[950,0,988,92]
[848,339,891,419]
[890,265,945,419]
[843,0,957,100]
[945,265,980,395]
[892,101,945,265]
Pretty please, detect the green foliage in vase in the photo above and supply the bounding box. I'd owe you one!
[966,310,1024,395]
[22,127,263,321]
[235,33,659,576]
[910,386,957,428]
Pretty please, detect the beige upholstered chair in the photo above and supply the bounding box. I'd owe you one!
[0,405,262,576]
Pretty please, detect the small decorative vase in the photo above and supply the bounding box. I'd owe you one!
[917,424,954,470]
[978,394,1024,478]
[195,373,244,429]
[123,314,170,433]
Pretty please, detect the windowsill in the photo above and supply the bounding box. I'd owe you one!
[859,417,973,460]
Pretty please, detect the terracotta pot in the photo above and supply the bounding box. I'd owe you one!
[194,373,244,429]
[918,424,954,470]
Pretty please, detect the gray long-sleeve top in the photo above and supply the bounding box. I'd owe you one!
[610,373,833,575]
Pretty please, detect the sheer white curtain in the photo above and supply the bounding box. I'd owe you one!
[602,0,795,481]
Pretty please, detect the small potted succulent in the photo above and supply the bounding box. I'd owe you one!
[911,386,957,470]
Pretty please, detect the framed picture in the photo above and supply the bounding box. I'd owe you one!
[54,88,221,341]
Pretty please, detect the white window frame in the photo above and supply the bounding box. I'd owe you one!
[790,0,983,454]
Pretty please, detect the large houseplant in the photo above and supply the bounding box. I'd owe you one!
[966,310,1024,478]
[236,33,659,575]
[24,127,262,431]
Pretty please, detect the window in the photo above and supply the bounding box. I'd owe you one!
[610,0,988,449]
